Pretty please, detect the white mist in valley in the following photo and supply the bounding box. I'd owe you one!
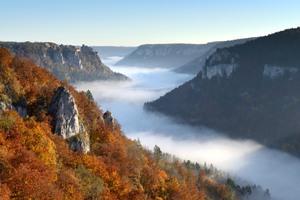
[75,60,300,200]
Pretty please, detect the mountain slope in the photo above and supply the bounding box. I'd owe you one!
[115,43,219,68]
[174,38,252,74]
[145,27,300,157]
[1,48,263,199]
[0,42,129,82]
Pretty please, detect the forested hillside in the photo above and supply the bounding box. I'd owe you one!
[174,38,252,74]
[0,48,264,199]
[145,27,300,157]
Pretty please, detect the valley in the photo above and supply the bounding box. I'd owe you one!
[1,1,300,197]
[74,57,300,200]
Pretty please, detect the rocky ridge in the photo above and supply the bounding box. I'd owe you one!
[0,42,129,82]
[115,43,219,68]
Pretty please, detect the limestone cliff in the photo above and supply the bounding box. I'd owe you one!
[174,38,251,74]
[49,86,90,153]
[0,42,129,82]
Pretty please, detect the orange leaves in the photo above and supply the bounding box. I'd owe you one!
[0,48,238,199]
[10,56,59,106]
[0,48,11,64]
[0,183,11,200]
[0,48,60,119]
[0,111,57,168]
[22,121,57,168]
[56,168,84,200]
[6,148,60,200]
[81,154,131,199]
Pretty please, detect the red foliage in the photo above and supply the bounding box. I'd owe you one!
[0,48,236,199]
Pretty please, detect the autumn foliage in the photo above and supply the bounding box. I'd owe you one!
[0,48,236,199]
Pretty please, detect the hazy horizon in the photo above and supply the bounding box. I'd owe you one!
[1,0,300,46]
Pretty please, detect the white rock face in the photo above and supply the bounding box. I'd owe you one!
[263,64,298,78]
[60,52,65,64]
[202,49,238,79]
[49,86,90,153]
[0,100,12,111]
[75,50,83,69]
[49,86,80,138]
[205,64,237,79]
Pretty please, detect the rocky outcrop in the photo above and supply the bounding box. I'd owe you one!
[202,49,239,79]
[12,99,28,119]
[174,38,251,74]
[49,86,90,153]
[67,126,90,153]
[0,99,28,119]
[0,100,13,112]
[48,86,80,138]
[103,110,115,129]
[263,64,298,79]
[0,42,129,82]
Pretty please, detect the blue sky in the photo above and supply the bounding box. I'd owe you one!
[1,0,299,46]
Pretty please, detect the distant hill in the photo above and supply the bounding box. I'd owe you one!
[174,38,252,74]
[91,46,136,60]
[0,42,129,82]
[115,43,220,68]
[145,27,300,157]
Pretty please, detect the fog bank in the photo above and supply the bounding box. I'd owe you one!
[74,65,300,200]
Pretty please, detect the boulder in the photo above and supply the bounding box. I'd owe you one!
[49,86,90,153]
[103,110,115,129]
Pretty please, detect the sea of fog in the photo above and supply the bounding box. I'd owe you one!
[74,57,300,200]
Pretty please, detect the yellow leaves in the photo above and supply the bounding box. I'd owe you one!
[166,177,180,191]
[107,131,116,143]
[0,82,8,102]
[0,111,18,131]
[0,111,57,169]
[20,121,57,169]
[0,143,8,160]
[0,131,5,145]
[157,169,168,179]
[0,48,239,200]
[57,168,84,200]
